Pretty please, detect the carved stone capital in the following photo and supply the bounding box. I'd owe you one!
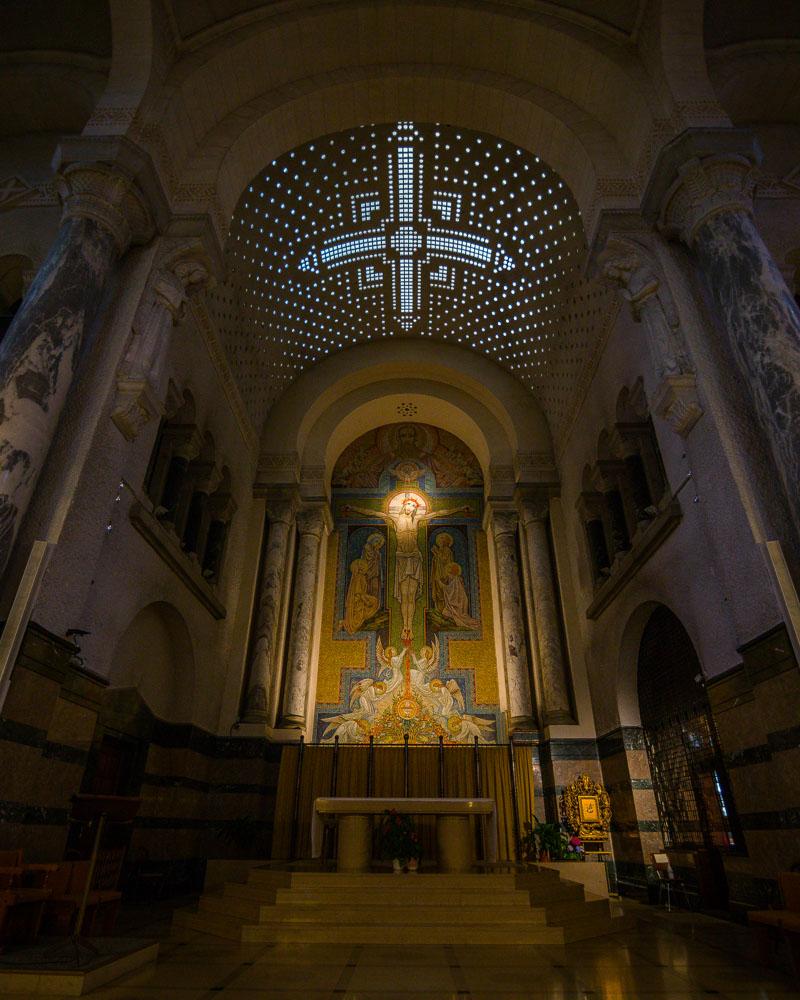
[662,155,757,245]
[265,491,299,526]
[596,235,660,317]
[56,162,154,255]
[489,507,519,538]
[642,128,762,247]
[296,504,330,538]
[111,377,164,442]
[651,373,704,437]
[516,488,552,525]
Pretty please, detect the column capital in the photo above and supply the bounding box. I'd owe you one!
[152,239,215,319]
[515,487,553,525]
[55,161,154,255]
[651,373,704,439]
[485,502,518,537]
[595,233,661,317]
[642,128,762,246]
[264,490,300,526]
[296,503,332,538]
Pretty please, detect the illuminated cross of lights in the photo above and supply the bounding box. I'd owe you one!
[298,123,516,331]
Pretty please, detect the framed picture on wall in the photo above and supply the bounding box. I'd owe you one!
[578,795,600,823]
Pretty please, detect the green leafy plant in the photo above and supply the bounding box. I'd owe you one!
[520,816,570,861]
[378,809,421,861]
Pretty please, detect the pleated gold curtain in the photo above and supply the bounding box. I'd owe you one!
[271,742,539,864]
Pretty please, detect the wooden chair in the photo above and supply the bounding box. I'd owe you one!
[652,852,692,911]
[40,861,122,937]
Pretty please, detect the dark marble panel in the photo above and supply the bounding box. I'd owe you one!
[597,726,645,758]
[0,799,68,825]
[134,815,274,833]
[140,772,277,796]
[544,737,600,760]
[738,807,800,831]
[725,744,773,768]
[0,718,89,765]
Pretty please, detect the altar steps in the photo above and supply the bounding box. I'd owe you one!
[173,868,633,946]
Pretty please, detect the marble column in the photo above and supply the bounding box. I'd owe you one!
[111,242,212,442]
[519,498,573,725]
[0,162,152,573]
[280,504,328,729]
[244,496,298,722]
[645,130,800,529]
[489,508,535,732]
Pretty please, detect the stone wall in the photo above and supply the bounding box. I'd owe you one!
[0,623,101,861]
[0,622,283,893]
[708,626,800,908]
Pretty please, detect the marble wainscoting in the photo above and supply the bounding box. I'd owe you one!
[597,727,662,889]
[102,693,283,886]
[0,622,285,890]
[707,623,800,909]
[0,622,102,860]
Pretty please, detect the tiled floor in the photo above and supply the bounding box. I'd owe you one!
[5,901,799,999]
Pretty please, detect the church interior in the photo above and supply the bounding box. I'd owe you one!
[1,0,800,996]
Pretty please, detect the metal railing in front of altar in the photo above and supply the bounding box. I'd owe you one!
[274,735,537,865]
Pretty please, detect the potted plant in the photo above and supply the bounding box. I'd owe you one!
[526,816,567,861]
[378,810,421,872]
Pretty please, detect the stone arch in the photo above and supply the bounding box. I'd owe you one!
[131,1,675,226]
[205,68,628,225]
[310,386,504,491]
[647,0,728,120]
[260,340,553,495]
[616,600,663,727]
[85,0,158,134]
[108,601,196,723]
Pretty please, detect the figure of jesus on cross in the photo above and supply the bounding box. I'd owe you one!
[344,493,469,642]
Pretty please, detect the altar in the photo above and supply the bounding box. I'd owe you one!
[312,797,498,872]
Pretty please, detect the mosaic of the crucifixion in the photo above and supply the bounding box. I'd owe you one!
[314,423,501,745]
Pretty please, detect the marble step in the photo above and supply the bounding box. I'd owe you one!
[542,897,612,924]
[264,886,534,906]
[523,882,587,903]
[200,894,548,925]
[255,872,518,889]
[175,908,567,945]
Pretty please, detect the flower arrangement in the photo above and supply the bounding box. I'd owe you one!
[378,809,421,867]
[565,834,584,860]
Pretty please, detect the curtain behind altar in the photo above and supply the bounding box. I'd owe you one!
[271,743,538,863]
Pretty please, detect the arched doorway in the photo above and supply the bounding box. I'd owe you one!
[637,606,741,905]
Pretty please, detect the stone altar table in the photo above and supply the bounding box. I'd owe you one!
[312,797,498,873]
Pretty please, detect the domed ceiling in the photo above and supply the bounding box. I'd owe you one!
[216,122,616,437]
